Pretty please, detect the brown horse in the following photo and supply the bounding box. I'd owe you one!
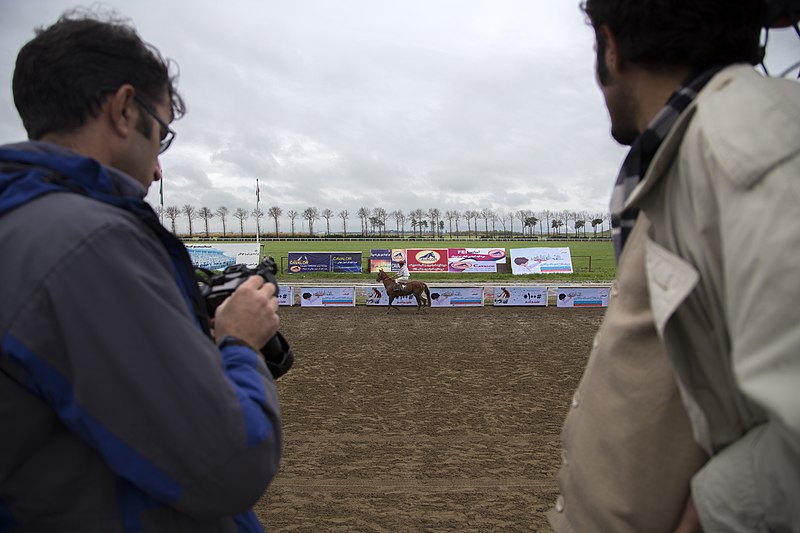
[376,269,431,313]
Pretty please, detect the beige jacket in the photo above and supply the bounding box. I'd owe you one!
[627,65,800,531]
[548,215,707,533]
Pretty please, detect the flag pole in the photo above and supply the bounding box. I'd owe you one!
[158,161,164,225]
[256,178,261,248]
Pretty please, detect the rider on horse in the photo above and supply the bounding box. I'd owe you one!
[393,260,410,291]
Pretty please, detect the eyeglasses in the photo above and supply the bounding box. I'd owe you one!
[134,96,176,154]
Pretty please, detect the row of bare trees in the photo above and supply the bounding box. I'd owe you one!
[154,204,610,238]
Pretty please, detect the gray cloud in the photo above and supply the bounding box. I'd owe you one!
[2,1,797,234]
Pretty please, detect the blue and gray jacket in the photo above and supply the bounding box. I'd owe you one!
[0,141,281,532]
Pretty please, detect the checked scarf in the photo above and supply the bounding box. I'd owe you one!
[609,66,724,261]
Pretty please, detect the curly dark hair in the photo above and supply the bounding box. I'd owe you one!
[580,0,765,70]
[13,9,185,140]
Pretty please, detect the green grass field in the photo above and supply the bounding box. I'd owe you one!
[233,239,617,282]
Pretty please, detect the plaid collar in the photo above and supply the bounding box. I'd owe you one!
[609,66,724,262]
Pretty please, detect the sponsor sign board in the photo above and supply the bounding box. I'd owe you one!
[509,247,573,275]
[493,286,548,306]
[298,287,356,307]
[288,252,362,273]
[391,249,406,272]
[185,243,260,269]
[370,249,392,273]
[556,287,610,308]
[277,285,294,306]
[428,286,485,307]
[365,286,418,306]
[330,252,362,273]
[406,249,448,272]
[447,248,507,273]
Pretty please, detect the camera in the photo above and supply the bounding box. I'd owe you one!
[197,257,294,379]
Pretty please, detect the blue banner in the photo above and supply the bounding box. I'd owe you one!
[288,252,363,273]
[288,252,331,273]
[331,252,363,273]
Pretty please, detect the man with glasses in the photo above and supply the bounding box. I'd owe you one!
[0,11,283,532]
[135,95,177,155]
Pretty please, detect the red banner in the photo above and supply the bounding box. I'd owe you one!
[406,249,448,272]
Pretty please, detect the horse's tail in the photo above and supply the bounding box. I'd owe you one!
[423,284,431,305]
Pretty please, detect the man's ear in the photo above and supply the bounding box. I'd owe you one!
[598,24,622,72]
[106,84,138,138]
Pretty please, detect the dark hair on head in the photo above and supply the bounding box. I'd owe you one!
[13,8,185,139]
[580,0,765,70]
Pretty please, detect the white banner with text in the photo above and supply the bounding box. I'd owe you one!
[493,286,548,306]
[428,287,485,307]
[509,247,573,275]
[185,243,260,269]
[555,287,610,308]
[299,287,356,307]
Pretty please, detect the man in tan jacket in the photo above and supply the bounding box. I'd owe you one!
[550,0,800,531]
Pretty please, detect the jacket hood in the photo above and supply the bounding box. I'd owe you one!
[0,141,146,218]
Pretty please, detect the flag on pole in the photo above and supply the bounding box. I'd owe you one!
[157,161,164,224]
[255,178,261,246]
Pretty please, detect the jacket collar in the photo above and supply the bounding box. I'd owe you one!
[623,103,698,210]
[623,64,748,210]
[0,140,146,217]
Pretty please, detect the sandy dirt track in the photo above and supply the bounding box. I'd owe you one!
[254,304,605,532]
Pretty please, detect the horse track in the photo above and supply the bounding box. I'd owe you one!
[254,304,605,532]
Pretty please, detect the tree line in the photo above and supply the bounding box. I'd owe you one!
[154,205,611,239]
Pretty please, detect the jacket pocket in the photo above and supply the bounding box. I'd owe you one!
[644,238,699,338]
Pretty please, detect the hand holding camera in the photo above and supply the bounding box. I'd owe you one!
[197,258,294,379]
[215,275,280,350]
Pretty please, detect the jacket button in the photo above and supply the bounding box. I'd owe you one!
[555,495,565,512]
[561,450,568,465]
[571,391,580,408]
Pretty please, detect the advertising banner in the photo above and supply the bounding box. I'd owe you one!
[493,287,548,306]
[365,286,418,306]
[186,244,260,270]
[288,252,332,273]
[370,249,392,273]
[331,252,362,273]
[447,248,507,273]
[276,286,294,306]
[509,247,573,274]
[428,286,485,307]
[391,249,406,272]
[299,287,356,307]
[556,287,610,308]
[406,249,448,272]
[288,252,362,273]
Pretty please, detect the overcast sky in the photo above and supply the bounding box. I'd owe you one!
[1,1,798,233]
